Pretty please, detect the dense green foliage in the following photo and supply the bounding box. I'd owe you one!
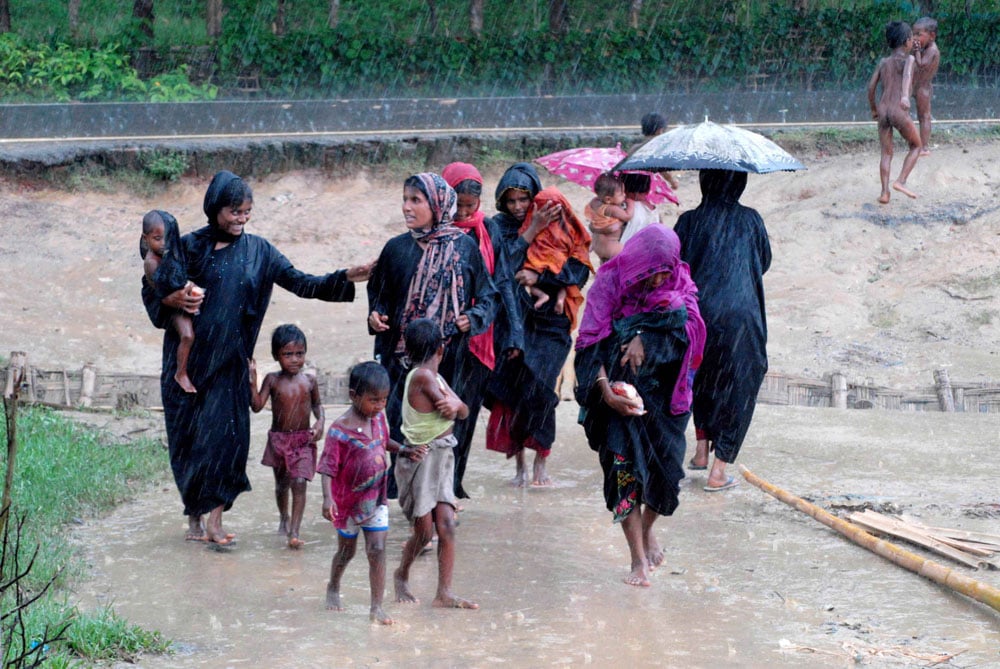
[1,407,171,664]
[1,1,998,99]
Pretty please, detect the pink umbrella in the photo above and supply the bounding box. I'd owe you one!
[535,143,679,206]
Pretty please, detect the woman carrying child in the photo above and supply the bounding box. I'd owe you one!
[367,172,498,497]
[142,170,372,546]
[574,225,705,587]
[485,163,591,487]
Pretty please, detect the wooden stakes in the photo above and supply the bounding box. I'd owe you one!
[738,465,1000,615]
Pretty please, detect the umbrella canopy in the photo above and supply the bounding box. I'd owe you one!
[614,121,806,174]
[536,144,679,205]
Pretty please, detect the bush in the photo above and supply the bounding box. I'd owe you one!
[143,151,190,181]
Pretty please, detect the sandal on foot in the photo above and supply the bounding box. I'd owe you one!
[687,458,707,471]
[703,476,738,492]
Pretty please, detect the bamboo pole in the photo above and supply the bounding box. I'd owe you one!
[738,465,1000,614]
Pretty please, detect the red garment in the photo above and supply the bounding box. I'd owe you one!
[485,403,552,458]
[261,429,317,481]
[317,413,390,530]
[443,162,496,370]
[518,187,594,330]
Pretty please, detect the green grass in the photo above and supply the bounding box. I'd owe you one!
[1,406,172,665]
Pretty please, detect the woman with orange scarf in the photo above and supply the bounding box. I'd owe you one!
[485,163,593,487]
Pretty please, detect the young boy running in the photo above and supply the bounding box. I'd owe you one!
[912,17,941,156]
[393,318,478,609]
[249,324,324,549]
[319,361,417,625]
[867,20,922,204]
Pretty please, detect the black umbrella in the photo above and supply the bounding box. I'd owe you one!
[615,121,806,174]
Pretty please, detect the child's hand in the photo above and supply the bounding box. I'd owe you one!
[404,444,429,462]
[434,395,464,420]
[900,97,910,112]
[311,421,324,442]
[248,358,257,381]
[322,498,336,522]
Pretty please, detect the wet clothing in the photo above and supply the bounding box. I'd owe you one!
[673,170,770,464]
[368,174,498,497]
[261,429,317,481]
[318,413,391,532]
[395,434,458,522]
[338,504,389,538]
[575,225,705,520]
[619,200,659,245]
[142,171,356,518]
[485,165,591,458]
[401,370,454,446]
[141,210,188,296]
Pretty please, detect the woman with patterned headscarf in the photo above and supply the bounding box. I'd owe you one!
[367,172,498,497]
[141,170,372,546]
[484,163,591,487]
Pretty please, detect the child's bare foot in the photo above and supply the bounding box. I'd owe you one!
[370,606,394,625]
[205,529,234,546]
[325,586,344,611]
[877,191,891,204]
[277,517,289,535]
[394,570,419,603]
[624,560,651,587]
[532,290,550,309]
[511,452,528,487]
[553,296,565,315]
[288,536,304,549]
[174,372,197,393]
[892,181,917,199]
[433,593,479,609]
[531,456,552,486]
[920,148,931,156]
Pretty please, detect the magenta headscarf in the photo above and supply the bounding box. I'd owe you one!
[577,225,705,414]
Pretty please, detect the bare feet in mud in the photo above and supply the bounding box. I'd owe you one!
[370,606,395,625]
[511,451,528,487]
[174,372,196,393]
[325,586,344,611]
[433,593,479,609]
[394,570,419,603]
[288,536,304,549]
[184,517,206,541]
[645,538,665,570]
[277,516,289,535]
[920,148,931,157]
[531,455,552,487]
[892,181,918,199]
[878,191,891,204]
[625,560,651,588]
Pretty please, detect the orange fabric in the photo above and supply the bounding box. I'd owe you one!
[518,187,594,330]
[583,202,621,233]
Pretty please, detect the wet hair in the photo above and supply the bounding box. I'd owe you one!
[404,318,443,365]
[622,173,652,195]
[913,17,937,35]
[271,323,306,359]
[453,179,482,197]
[141,210,164,235]
[349,361,390,396]
[594,172,624,198]
[641,112,668,137]
[885,21,911,49]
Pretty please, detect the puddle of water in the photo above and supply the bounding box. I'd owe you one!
[71,405,1000,668]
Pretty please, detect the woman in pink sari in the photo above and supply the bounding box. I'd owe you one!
[574,225,705,587]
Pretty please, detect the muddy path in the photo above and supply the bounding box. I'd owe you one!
[72,404,1000,668]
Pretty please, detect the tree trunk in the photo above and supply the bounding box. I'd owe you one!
[207,0,223,38]
[133,0,155,41]
[629,0,643,29]
[69,0,82,36]
[0,0,10,33]
[470,0,483,38]
[427,0,438,34]
[274,0,286,36]
[328,0,340,28]
[548,0,568,36]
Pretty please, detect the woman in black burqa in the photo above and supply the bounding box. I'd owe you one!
[674,169,771,492]
[142,170,372,544]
